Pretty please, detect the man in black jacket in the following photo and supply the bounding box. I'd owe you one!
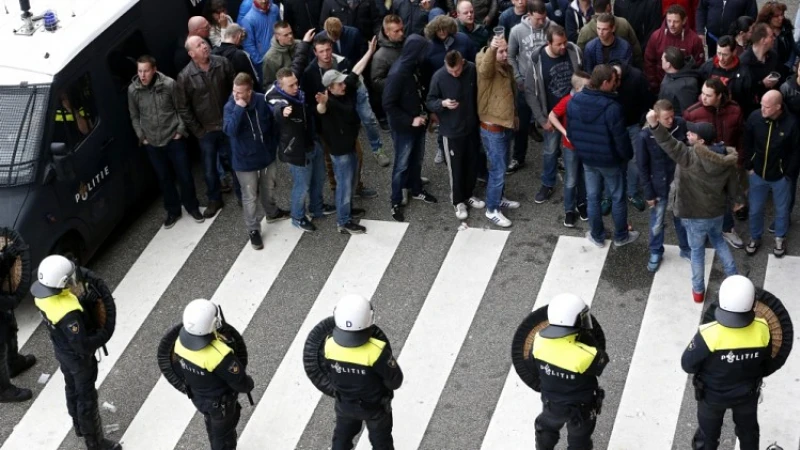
[699,35,754,113]
[426,50,485,221]
[696,0,757,57]
[212,24,261,90]
[281,0,323,36]
[265,29,334,232]
[613,0,662,48]
[320,0,381,40]
[383,34,439,222]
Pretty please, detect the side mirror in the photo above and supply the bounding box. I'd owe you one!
[50,142,68,156]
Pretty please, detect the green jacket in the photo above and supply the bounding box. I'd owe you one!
[262,37,300,90]
[127,72,186,147]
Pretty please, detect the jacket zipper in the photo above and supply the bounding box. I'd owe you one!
[763,120,772,179]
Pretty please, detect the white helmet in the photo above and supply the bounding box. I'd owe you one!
[540,293,591,338]
[30,255,76,298]
[332,294,374,347]
[716,275,756,328]
[180,299,220,350]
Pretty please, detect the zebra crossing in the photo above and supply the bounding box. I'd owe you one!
[3,216,799,450]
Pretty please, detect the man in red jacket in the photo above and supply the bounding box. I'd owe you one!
[683,78,746,250]
[644,4,705,92]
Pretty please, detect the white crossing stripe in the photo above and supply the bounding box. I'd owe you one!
[1,212,217,450]
[237,220,408,449]
[742,255,800,450]
[120,220,303,450]
[355,228,510,450]
[608,246,713,448]
[481,236,609,449]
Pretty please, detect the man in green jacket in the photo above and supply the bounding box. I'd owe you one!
[262,21,300,89]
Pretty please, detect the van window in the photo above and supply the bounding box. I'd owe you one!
[53,73,97,151]
[107,30,150,92]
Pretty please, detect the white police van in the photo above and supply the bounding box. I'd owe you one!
[0,0,196,268]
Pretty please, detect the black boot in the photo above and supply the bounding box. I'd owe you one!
[9,354,36,378]
[0,385,32,402]
[84,407,122,450]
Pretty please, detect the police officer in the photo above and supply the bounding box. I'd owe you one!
[0,237,36,403]
[30,255,120,450]
[532,293,608,450]
[176,299,254,450]
[682,275,773,450]
[324,294,403,449]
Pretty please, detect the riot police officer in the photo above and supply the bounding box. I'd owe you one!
[532,293,608,450]
[30,255,120,450]
[682,275,773,450]
[324,294,403,450]
[176,299,254,450]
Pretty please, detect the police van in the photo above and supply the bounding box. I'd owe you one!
[0,0,196,269]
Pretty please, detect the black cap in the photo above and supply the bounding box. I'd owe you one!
[30,281,62,299]
[332,326,372,348]
[539,324,579,339]
[715,308,756,328]
[179,327,214,351]
[686,121,716,144]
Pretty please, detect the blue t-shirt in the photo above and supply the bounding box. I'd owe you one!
[540,50,573,112]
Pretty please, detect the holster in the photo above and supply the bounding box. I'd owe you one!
[593,388,605,415]
[692,376,705,401]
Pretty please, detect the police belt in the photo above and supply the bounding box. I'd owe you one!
[542,387,604,415]
[334,392,390,411]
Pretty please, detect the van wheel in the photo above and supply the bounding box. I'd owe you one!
[53,233,85,264]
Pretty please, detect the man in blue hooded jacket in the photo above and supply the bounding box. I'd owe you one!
[224,73,290,250]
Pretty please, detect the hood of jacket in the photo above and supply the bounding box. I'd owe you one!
[270,36,298,53]
[378,29,404,50]
[664,64,699,81]
[390,34,430,76]
[576,88,618,122]
[694,142,738,175]
[521,14,551,32]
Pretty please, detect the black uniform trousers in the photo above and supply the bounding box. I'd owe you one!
[442,131,479,206]
[57,353,100,436]
[694,395,759,450]
[534,401,596,450]
[332,400,394,450]
[193,395,241,450]
[0,312,23,388]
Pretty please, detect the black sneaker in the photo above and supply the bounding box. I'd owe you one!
[391,204,404,222]
[577,203,588,221]
[220,178,232,193]
[249,230,264,250]
[534,185,554,204]
[294,217,317,232]
[564,211,576,228]
[0,386,32,403]
[9,354,36,378]
[189,210,205,223]
[322,203,337,216]
[164,214,181,229]
[338,221,367,234]
[735,205,749,221]
[378,117,390,131]
[506,159,524,174]
[411,190,437,203]
[203,200,223,218]
[351,208,366,219]
[266,209,290,223]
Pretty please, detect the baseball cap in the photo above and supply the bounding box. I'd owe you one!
[322,70,348,88]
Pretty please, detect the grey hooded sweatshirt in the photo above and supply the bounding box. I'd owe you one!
[508,15,552,84]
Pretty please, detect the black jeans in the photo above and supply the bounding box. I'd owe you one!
[193,395,241,450]
[694,396,759,450]
[513,90,532,164]
[443,132,479,205]
[331,400,394,450]
[534,402,596,450]
[57,353,100,437]
[145,139,199,216]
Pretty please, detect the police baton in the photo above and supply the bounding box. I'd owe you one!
[217,307,254,406]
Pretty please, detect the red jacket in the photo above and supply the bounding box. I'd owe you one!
[661,0,698,32]
[644,24,705,92]
[682,99,745,164]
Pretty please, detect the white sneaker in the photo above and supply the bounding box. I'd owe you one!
[486,209,512,227]
[722,229,744,249]
[455,203,468,220]
[501,197,520,209]
[467,197,486,209]
[401,188,408,206]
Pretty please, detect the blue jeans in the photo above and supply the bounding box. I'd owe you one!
[480,127,512,211]
[198,130,231,202]
[390,130,426,205]
[649,197,690,255]
[145,139,199,216]
[584,164,629,242]
[541,129,560,188]
[331,152,358,226]
[288,143,325,223]
[356,83,382,152]
[748,173,792,239]
[681,217,737,293]
[562,149,586,212]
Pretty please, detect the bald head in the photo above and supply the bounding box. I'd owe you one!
[761,90,783,119]
[456,0,475,25]
[188,16,210,38]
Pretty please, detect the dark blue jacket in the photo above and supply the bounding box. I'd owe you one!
[584,36,633,73]
[567,88,633,167]
[383,35,432,133]
[317,26,366,66]
[696,0,757,38]
[636,117,687,200]
[223,94,276,172]
[546,0,569,27]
